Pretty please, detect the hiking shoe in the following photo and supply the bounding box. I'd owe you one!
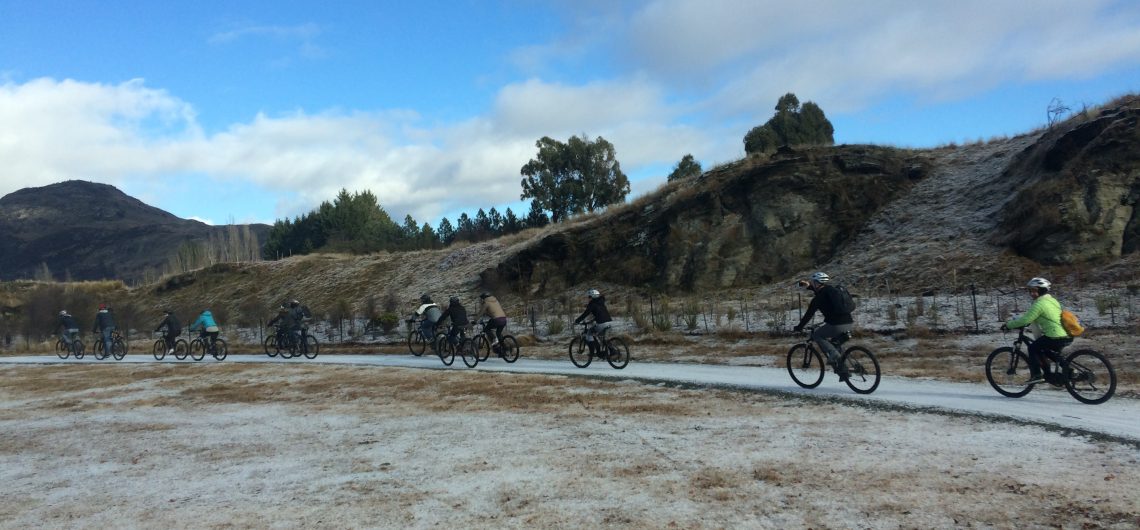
[1026,374,1045,385]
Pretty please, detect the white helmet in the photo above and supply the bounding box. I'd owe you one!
[1026,277,1051,289]
[587,288,601,299]
[810,272,831,284]
[59,310,69,316]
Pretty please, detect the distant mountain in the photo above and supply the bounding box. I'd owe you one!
[0,180,269,282]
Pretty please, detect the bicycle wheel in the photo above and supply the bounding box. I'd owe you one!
[73,340,85,359]
[985,347,1034,398]
[569,337,592,368]
[438,339,455,366]
[461,339,479,368]
[1064,349,1116,405]
[93,339,108,360]
[303,336,319,359]
[501,335,520,363]
[263,335,278,357]
[213,339,228,361]
[153,339,167,361]
[473,335,490,362]
[57,340,70,359]
[173,340,189,360]
[119,336,129,355]
[408,331,426,356]
[840,346,880,394]
[112,339,127,360]
[190,339,206,361]
[786,344,824,388]
[605,337,630,369]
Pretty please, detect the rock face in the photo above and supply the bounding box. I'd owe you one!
[995,100,1140,264]
[0,180,269,282]
[486,146,931,294]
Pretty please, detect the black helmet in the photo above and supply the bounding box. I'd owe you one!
[163,308,173,314]
[290,299,300,308]
[420,294,432,304]
[479,292,491,299]
[449,296,460,304]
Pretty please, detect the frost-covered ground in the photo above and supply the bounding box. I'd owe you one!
[1,359,1138,529]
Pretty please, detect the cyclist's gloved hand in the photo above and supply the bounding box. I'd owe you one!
[999,323,1008,331]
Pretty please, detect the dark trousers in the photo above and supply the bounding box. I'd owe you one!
[1028,336,1072,375]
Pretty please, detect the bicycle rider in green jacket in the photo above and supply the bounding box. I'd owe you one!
[1001,277,1071,385]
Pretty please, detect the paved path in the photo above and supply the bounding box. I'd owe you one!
[3,354,1137,443]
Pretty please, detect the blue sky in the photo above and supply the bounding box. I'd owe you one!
[2,0,1140,227]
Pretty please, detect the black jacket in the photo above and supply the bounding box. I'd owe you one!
[155,314,181,334]
[797,285,854,328]
[268,312,297,330]
[438,302,469,328]
[93,310,116,332]
[575,297,612,325]
[58,314,78,331]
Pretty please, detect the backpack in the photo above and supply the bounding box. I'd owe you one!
[1060,309,1085,337]
[834,284,857,314]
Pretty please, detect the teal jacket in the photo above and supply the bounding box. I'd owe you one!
[1006,294,1067,338]
[189,311,218,331]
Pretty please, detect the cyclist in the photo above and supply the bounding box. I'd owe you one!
[412,295,442,346]
[92,303,116,356]
[437,296,469,347]
[288,299,312,344]
[478,292,508,356]
[573,288,613,358]
[268,305,297,348]
[792,272,853,381]
[153,309,181,355]
[57,310,80,350]
[189,309,221,353]
[1001,277,1070,385]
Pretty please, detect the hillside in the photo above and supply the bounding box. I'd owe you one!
[1,96,1138,325]
[0,180,270,282]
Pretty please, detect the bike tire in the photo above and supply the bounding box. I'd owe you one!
[473,335,490,362]
[1064,349,1116,405]
[460,339,478,368]
[569,337,592,368]
[153,339,167,361]
[433,332,448,357]
[173,339,189,360]
[263,335,278,357]
[500,335,520,363]
[190,340,206,361]
[840,346,880,394]
[303,336,319,359]
[93,339,108,360]
[786,344,824,388]
[112,339,127,360]
[439,340,455,366]
[57,341,70,359]
[605,337,630,369]
[73,340,85,359]
[408,331,426,356]
[213,339,228,361]
[985,347,1034,398]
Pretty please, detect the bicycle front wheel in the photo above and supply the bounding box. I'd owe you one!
[985,347,1033,398]
[213,339,228,361]
[569,337,592,368]
[473,335,490,362]
[439,340,455,366]
[153,339,167,361]
[190,340,206,361]
[93,340,108,360]
[57,341,70,359]
[786,344,824,388]
[1064,350,1116,405]
[605,337,630,369]
[303,336,319,359]
[408,331,426,356]
[501,336,520,363]
[264,335,278,357]
[840,346,880,394]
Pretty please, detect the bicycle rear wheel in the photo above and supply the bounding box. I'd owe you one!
[1064,350,1116,404]
[112,339,127,360]
[840,346,880,394]
[153,339,167,361]
[786,344,824,388]
[569,337,592,368]
[501,336,520,363]
[985,347,1033,398]
[73,340,85,359]
[303,336,319,359]
[190,340,206,361]
[461,339,478,368]
[213,339,228,361]
[605,337,629,369]
[173,340,189,360]
[408,331,426,356]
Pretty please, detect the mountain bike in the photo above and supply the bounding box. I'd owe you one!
[92,330,128,361]
[985,327,1116,404]
[435,325,478,368]
[189,333,228,361]
[152,333,188,361]
[569,322,629,369]
[56,333,84,359]
[407,319,437,356]
[472,319,520,363]
[787,325,880,394]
